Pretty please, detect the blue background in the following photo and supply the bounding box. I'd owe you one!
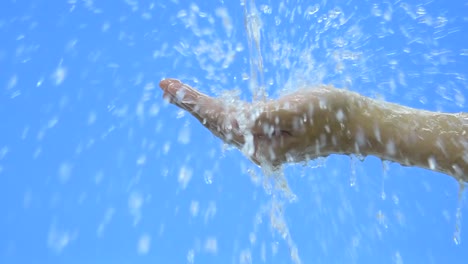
[1,0,467,263]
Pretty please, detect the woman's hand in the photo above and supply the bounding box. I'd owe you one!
[159,78,307,167]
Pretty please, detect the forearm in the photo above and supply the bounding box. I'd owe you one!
[348,95,467,181]
[332,89,468,181]
[274,86,467,181]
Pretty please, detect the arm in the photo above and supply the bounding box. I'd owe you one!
[159,79,468,182]
[256,86,468,181]
[341,89,467,181]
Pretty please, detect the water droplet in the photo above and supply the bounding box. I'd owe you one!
[204,170,213,184]
[52,65,67,85]
[7,75,17,89]
[394,251,403,264]
[137,234,151,255]
[416,6,426,16]
[87,111,97,125]
[163,142,171,154]
[335,109,345,122]
[204,237,218,254]
[371,4,382,17]
[136,155,146,165]
[386,140,396,156]
[454,232,461,245]
[260,4,272,14]
[305,4,319,16]
[247,168,260,185]
[190,200,199,217]
[178,166,192,189]
[427,156,437,170]
[47,226,73,253]
[178,125,191,144]
[187,249,195,264]
[0,147,9,160]
[36,77,44,87]
[381,160,389,200]
[376,210,388,228]
[176,110,186,118]
[58,162,73,183]
[350,155,357,187]
[239,249,252,264]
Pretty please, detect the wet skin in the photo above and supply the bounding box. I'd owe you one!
[160,78,468,182]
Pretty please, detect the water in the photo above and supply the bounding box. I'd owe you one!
[454,182,466,245]
[242,0,266,101]
[381,160,390,200]
[1,0,467,263]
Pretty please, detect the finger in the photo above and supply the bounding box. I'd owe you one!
[160,78,181,103]
[160,79,202,105]
[160,79,187,107]
[159,78,181,94]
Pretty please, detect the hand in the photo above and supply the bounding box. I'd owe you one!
[159,79,304,167]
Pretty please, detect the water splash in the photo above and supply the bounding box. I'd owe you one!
[252,197,302,264]
[240,3,302,261]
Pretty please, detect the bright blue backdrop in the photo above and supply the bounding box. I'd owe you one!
[1,0,467,263]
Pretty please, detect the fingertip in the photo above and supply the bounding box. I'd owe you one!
[159,79,170,89]
[159,79,167,89]
[159,78,180,89]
